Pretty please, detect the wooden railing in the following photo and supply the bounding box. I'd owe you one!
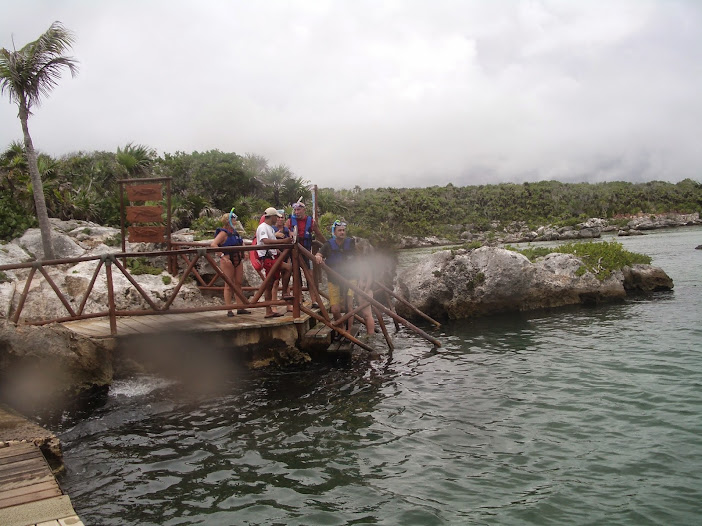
[0,241,441,349]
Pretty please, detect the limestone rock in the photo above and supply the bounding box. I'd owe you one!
[622,264,674,292]
[395,246,671,320]
[0,321,113,412]
[12,228,86,260]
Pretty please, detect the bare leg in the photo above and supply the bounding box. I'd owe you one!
[220,257,235,315]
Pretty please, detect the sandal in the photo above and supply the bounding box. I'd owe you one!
[264,312,284,318]
[237,309,252,314]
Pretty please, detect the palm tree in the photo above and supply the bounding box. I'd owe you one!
[0,22,78,259]
[116,142,157,177]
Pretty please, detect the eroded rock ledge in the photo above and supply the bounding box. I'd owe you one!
[395,247,673,320]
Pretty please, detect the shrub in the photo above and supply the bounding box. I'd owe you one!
[127,257,163,275]
[0,194,35,241]
[508,241,652,281]
[104,234,121,247]
[162,275,172,285]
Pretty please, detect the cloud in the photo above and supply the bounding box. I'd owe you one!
[2,0,701,188]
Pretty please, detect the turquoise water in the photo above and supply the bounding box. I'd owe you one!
[56,227,702,525]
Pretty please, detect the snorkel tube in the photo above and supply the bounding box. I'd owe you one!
[228,208,238,229]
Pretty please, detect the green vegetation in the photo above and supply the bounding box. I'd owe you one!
[0,271,9,283]
[507,241,652,281]
[126,257,163,276]
[1,141,700,245]
[161,275,172,285]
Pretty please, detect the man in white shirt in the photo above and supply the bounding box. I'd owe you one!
[256,207,292,317]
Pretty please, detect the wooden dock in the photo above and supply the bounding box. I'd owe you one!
[0,444,83,526]
[63,309,311,339]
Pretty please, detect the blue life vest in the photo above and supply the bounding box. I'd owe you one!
[290,215,313,250]
[215,227,243,247]
[326,237,353,268]
[273,226,290,237]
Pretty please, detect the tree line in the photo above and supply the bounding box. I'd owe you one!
[2,139,700,243]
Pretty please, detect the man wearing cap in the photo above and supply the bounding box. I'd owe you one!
[256,207,293,317]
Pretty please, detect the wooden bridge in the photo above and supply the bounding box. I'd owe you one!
[1,241,441,354]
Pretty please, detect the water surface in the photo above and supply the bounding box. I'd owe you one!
[56,227,702,525]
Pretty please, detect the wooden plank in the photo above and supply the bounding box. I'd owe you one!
[125,183,162,202]
[127,226,165,243]
[0,480,60,503]
[0,473,54,492]
[0,487,62,509]
[37,520,61,526]
[0,450,37,465]
[327,325,359,353]
[126,205,163,223]
[0,445,36,459]
[0,457,46,475]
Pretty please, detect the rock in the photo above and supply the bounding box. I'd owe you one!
[11,228,87,260]
[395,246,672,320]
[622,265,674,292]
[0,320,113,413]
[618,229,644,236]
[397,236,453,249]
[696,245,702,250]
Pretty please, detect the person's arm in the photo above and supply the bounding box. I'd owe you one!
[315,242,329,264]
[211,230,227,257]
[211,231,226,249]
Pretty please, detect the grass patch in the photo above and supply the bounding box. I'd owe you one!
[127,257,163,276]
[507,241,651,280]
[0,271,9,283]
[162,275,172,285]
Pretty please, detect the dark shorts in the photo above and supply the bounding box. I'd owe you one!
[262,257,280,280]
[227,252,244,267]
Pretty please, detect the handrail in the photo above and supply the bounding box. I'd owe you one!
[1,240,441,352]
[296,244,442,348]
[1,243,301,335]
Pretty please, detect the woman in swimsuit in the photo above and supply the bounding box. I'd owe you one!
[212,212,250,317]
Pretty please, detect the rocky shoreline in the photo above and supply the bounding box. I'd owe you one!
[0,216,681,415]
[396,212,701,248]
[395,246,673,321]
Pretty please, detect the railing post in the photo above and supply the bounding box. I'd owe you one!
[293,243,301,318]
[104,256,117,336]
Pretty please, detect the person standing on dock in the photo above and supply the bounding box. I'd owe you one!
[212,212,250,317]
[257,207,293,317]
[286,201,326,256]
[315,220,359,331]
[287,201,326,306]
[274,211,293,306]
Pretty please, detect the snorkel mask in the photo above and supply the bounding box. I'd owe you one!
[331,220,347,238]
[228,208,238,228]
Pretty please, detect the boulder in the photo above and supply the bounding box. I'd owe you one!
[11,228,87,260]
[0,320,114,413]
[622,264,674,292]
[395,246,672,320]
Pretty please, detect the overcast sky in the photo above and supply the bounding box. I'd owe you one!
[2,0,701,188]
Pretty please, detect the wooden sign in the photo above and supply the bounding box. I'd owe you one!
[126,184,162,202]
[126,206,163,223]
[128,226,165,243]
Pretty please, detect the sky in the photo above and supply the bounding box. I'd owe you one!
[2,0,701,189]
